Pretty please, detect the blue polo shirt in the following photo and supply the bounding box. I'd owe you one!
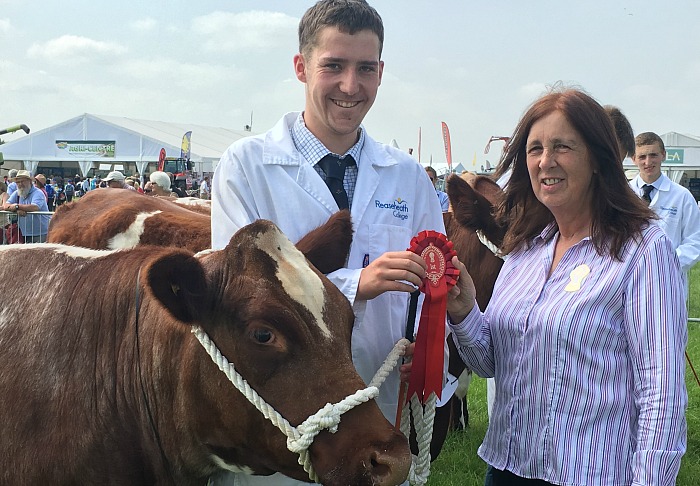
[7,187,50,236]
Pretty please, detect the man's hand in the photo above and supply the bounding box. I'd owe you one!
[356,251,427,300]
[399,342,415,383]
[446,256,476,323]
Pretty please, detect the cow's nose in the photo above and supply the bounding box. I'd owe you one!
[364,441,411,486]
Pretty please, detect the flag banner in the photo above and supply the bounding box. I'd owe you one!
[180,131,192,160]
[418,127,422,163]
[441,122,452,172]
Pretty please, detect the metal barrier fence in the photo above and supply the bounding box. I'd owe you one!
[1,210,53,244]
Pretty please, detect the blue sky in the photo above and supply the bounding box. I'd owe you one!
[2,0,699,172]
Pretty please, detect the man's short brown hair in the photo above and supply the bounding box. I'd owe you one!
[635,131,665,152]
[298,0,384,58]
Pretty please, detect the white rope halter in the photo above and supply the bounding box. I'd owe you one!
[192,326,409,483]
[476,229,504,260]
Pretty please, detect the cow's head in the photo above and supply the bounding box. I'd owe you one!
[143,214,410,485]
[445,172,506,247]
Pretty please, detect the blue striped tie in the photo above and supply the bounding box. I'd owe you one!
[319,154,350,210]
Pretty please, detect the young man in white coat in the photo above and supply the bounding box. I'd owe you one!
[630,131,700,295]
[210,1,449,484]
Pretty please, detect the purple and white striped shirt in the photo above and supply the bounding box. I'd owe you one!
[450,222,687,485]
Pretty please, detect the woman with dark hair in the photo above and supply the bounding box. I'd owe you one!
[445,88,687,485]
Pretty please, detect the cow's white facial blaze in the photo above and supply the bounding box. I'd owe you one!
[108,211,162,250]
[255,229,330,338]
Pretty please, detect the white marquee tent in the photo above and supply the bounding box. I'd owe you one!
[0,113,255,178]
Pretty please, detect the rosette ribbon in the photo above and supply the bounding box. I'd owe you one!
[405,230,459,404]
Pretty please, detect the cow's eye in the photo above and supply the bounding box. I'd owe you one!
[252,328,274,344]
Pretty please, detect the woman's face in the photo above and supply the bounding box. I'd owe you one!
[526,111,594,220]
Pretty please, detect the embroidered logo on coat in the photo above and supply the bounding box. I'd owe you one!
[375,198,409,221]
[660,206,678,216]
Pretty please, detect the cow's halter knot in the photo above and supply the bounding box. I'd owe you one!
[191,326,409,483]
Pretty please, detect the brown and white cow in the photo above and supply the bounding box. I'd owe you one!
[0,219,409,485]
[48,189,212,253]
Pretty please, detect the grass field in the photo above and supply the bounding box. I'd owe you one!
[427,266,700,485]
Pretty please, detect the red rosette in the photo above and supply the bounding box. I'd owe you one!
[405,230,460,404]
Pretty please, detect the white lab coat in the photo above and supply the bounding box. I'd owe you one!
[210,113,445,485]
[630,173,700,293]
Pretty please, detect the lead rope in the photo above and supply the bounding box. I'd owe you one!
[192,327,410,483]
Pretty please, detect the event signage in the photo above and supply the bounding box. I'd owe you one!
[56,140,115,158]
[664,148,684,164]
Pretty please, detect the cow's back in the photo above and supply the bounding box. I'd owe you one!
[48,189,211,252]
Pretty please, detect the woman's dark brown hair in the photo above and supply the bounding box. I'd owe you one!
[497,88,654,260]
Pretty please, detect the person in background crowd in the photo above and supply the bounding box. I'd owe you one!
[0,181,10,244]
[73,176,83,197]
[33,174,49,203]
[199,175,210,200]
[447,88,687,485]
[425,166,449,211]
[166,172,186,197]
[6,169,18,196]
[44,177,56,211]
[64,179,76,202]
[124,178,138,191]
[149,171,177,198]
[81,177,91,195]
[604,105,635,161]
[102,171,128,189]
[1,170,51,243]
[210,2,449,484]
[629,131,700,296]
[143,181,154,195]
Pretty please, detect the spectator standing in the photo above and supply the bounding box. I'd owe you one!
[0,181,9,243]
[6,169,18,196]
[102,171,128,189]
[149,171,178,198]
[64,179,76,202]
[210,2,448,485]
[630,131,700,296]
[166,172,186,198]
[425,166,449,211]
[1,170,50,243]
[33,174,49,203]
[199,176,211,200]
[44,178,56,211]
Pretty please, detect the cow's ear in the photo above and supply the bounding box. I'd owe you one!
[146,252,208,323]
[295,210,353,274]
[473,177,504,206]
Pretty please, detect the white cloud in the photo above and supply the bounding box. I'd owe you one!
[130,17,157,32]
[192,10,297,52]
[518,82,548,102]
[26,34,127,63]
[0,18,10,33]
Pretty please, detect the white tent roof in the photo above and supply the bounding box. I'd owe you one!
[661,132,700,147]
[0,113,255,166]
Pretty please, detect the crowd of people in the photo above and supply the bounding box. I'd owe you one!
[1,169,213,244]
[1,1,697,484]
